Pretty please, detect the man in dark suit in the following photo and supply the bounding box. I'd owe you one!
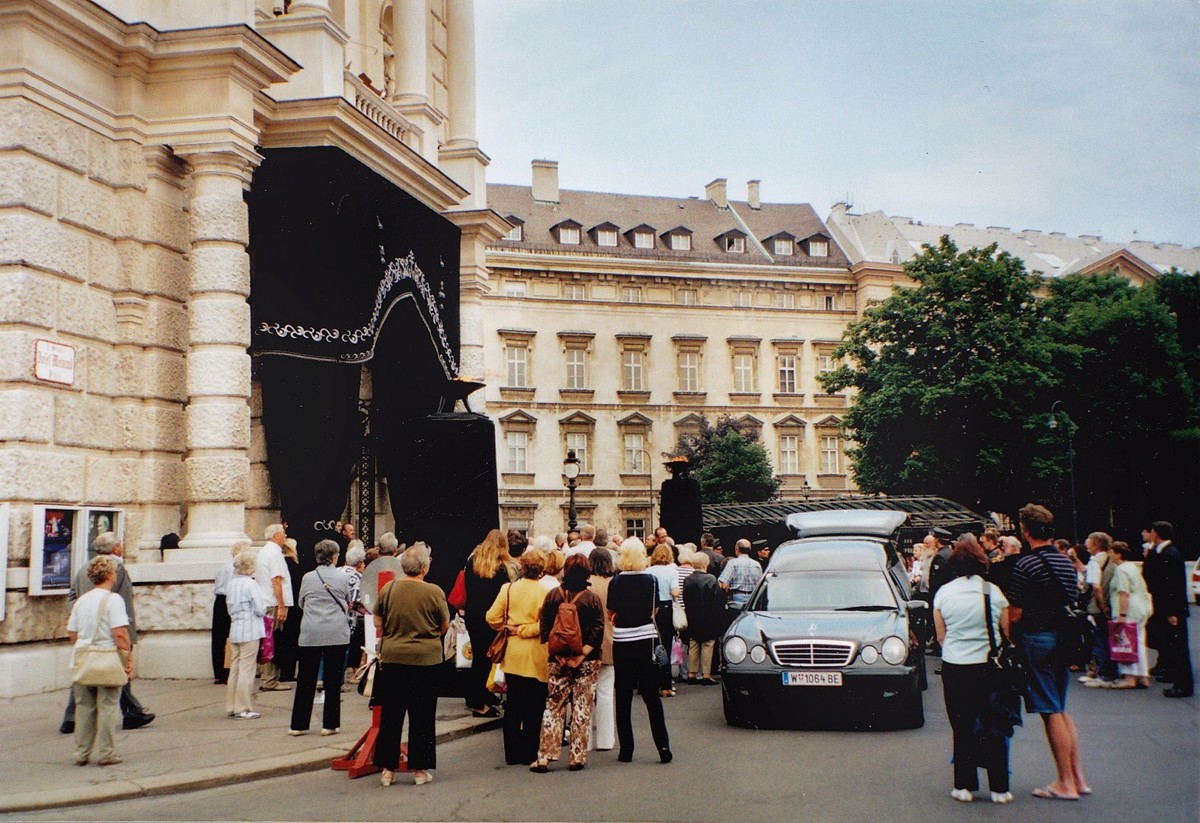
[1145,521,1193,698]
[926,528,954,601]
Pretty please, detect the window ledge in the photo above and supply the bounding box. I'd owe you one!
[728,392,761,400]
[673,391,707,399]
[772,392,805,401]
[558,388,595,399]
[617,390,651,400]
[500,472,536,480]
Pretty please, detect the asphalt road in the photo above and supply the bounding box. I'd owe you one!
[17,642,1199,823]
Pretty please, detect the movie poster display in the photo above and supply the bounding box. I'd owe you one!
[28,506,123,596]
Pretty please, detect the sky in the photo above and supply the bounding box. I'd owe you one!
[476,1,1200,248]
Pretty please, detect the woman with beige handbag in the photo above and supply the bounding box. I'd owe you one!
[67,555,133,766]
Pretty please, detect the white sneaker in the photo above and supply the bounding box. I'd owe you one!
[991,791,1014,804]
[287,729,307,736]
[236,711,261,720]
[951,789,974,803]
[1077,674,1096,683]
[320,727,339,736]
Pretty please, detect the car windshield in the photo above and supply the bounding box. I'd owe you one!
[749,571,897,612]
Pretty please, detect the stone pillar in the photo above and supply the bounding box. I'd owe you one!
[177,151,257,554]
[289,0,332,13]
[393,0,428,101]
[444,0,477,147]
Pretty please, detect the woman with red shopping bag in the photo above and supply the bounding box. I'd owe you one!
[1105,542,1153,689]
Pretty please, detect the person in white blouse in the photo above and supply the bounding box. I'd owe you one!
[226,549,267,719]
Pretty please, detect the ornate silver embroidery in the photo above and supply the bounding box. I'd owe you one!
[256,251,458,375]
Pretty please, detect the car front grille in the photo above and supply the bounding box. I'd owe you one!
[771,640,856,668]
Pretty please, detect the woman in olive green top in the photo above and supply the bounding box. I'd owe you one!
[372,543,449,787]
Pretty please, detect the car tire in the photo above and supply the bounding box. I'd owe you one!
[722,688,749,728]
[894,692,924,729]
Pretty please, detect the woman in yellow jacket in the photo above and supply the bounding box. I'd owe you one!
[487,551,550,766]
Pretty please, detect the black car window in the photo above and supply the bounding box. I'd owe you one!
[752,571,897,612]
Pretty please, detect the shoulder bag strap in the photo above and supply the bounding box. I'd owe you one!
[982,579,999,658]
[315,568,349,614]
[1031,550,1071,606]
[88,591,114,645]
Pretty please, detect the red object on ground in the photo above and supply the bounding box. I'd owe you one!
[331,570,406,779]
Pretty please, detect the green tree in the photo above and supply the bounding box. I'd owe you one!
[674,414,780,503]
[820,237,1065,514]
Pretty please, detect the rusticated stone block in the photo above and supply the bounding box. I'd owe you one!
[135,583,212,632]
[143,350,187,402]
[144,404,186,452]
[249,419,268,462]
[186,401,250,450]
[147,198,189,253]
[55,394,115,449]
[185,348,251,398]
[7,505,32,562]
[0,592,70,644]
[59,172,126,240]
[0,98,88,175]
[88,135,146,190]
[189,297,250,346]
[84,454,140,503]
[80,342,120,396]
[139,456,185,503]
[185,454,249,502]
[0,212,88,281]
[88,236,127,292]
[0,269,56,328]
[0,447,86,501]
[0,330,38,383]
[249,464,275,509]
[56,282,117,343]
[122,242,188,299]
[190,197,250,245]
[0,388,54,443]
[187,244,250,295]
[145,298,188,352]
[0,151,57,215]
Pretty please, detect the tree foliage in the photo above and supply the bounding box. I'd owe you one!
[674,414,780,504]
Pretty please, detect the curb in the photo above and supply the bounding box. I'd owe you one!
[0,717,502,814]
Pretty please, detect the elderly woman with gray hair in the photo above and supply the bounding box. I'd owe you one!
[225,548,266,720]
[289,539,352,737]
[373,543,449,787]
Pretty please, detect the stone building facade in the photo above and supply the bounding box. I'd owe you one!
[481,164,885,539]
[0,0,504,697]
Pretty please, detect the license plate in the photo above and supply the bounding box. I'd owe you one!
[782,671,843,687]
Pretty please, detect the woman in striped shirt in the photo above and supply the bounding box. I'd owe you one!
[606,538,671,764]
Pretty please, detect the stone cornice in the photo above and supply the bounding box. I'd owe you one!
[486,247,854,282]
[259,95,469,212]
[443,209,511,245]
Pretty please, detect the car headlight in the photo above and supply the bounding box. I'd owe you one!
[750,644,767,664]
[725,636,748,664]
[881,636,908,665]
[859,645,879,664]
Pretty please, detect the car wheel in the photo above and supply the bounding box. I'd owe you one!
[894,692,924,729]
[722,687,749,728]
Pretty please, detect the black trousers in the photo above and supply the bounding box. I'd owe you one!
[466,624,498,710]
[613,639,670,757]
[374,663,439,771]
[941,662,1010,793]
[211,595,230,682]
[1159,617,1194,691]
[502,672,548,765]
[654,603,675,689]
[291,644,347,732]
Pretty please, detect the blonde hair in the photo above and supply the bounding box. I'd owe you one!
[617,538,649,572]
[542,548,564,577]
[471,528,511,579]
[282,537,298,562]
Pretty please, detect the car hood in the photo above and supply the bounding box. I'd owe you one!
[731,609,907,645]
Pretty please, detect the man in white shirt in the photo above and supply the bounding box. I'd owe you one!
[256,523,294,691]
[564,523,596,558]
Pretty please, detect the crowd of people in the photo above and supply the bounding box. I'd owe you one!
[917,505,1193,805]
[62,508,1192,803]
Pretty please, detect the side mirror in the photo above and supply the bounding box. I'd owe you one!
[906,599,928,612]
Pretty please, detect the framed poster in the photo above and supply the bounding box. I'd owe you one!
[30,505,80,595]
[85,509,121,564]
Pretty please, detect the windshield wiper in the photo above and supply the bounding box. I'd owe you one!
[835,605,895,612]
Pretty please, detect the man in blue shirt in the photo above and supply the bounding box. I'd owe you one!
[718,539,763,611]
[1007,503,1089,801]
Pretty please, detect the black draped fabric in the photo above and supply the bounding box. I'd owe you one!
[249,147,464,571]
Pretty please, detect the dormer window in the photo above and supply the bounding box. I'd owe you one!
[504,216,524,242]
[559,226,580,245]
[634,230,654,249]
[808,237,828,257]
[727,235,745,253]
[671,234,691,251]
[774,237,793,255]
[597,228,617,247]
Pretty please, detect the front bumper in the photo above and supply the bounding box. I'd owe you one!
[722,665,919,722]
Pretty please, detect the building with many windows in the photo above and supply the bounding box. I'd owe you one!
[482,163,878,537]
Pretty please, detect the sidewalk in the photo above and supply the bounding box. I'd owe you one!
[0,677,500,814]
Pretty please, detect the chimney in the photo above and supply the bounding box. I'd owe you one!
[747,179,761,210]
[531,159,559,204]
[705,178,727,209]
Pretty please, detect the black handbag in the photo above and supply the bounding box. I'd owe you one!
[983,582,1027,694]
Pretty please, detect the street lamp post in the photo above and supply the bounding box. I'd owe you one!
[563,449,580,533]
[1047,400,1079,544]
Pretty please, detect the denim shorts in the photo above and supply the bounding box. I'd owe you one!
[1022,630,1068,714]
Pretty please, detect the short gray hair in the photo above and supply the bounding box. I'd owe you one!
[345,545,366,566]
[231,540,250,558]
[264,523,286,541]
[378,532,400,555]
[93,532,119,555]
[594,527,608,547]
[530,534,555,554]
[690,551,710,571]
[401,542,431,577]
[314,539,340,566]
[580,523,595,540]
[233,550,257,576]
[347,539,365,554]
